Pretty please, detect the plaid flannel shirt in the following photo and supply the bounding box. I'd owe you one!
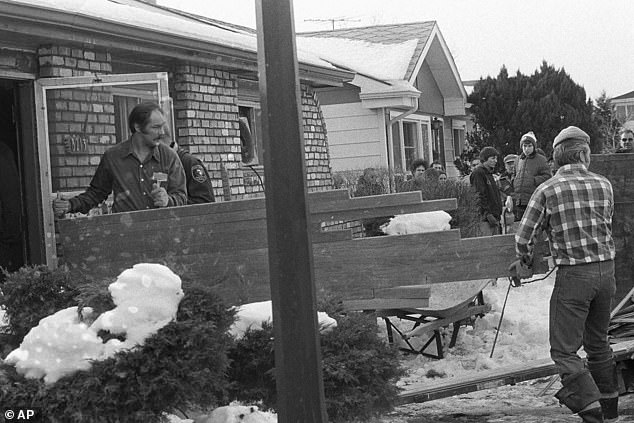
[515,163,615,265]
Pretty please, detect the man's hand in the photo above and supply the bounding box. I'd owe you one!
[508,256,534,287]
[53,198,71,218]
[486,213,499,227]
[150,183,169,207]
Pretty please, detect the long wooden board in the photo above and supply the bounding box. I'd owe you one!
[396,339,634,405]
[56,187,553,305]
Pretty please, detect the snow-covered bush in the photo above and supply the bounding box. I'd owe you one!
[0,265,82,352]
[227,310,405,422]
[0,266,236,422]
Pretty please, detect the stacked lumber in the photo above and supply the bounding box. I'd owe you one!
[609,287,634,341]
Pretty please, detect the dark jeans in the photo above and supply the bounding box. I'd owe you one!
[550,260,615,379]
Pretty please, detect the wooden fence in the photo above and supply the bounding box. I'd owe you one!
[56,154,632,306]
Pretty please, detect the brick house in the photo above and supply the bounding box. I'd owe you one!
[0,0,352,269]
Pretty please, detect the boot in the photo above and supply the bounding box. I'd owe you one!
[599,397,618,422]
[555,370,601,413]
[589,357,619,421]
[578,407,604,423]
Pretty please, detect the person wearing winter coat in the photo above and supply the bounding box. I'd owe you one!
[470,146,503,236]
[513,131,551,220]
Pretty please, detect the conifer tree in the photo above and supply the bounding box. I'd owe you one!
[468,61,601,156]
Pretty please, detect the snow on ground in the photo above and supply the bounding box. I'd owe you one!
[388,271,554,389]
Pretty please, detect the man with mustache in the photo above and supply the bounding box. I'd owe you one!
[53,102,187,216]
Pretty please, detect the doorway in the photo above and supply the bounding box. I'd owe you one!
[0,80,26,276]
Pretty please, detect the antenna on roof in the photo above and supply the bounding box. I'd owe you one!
[304,17,360,31]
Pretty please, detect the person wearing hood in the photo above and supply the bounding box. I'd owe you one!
[512,131,551,220]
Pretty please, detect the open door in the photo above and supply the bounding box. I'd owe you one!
[34,72,170,267]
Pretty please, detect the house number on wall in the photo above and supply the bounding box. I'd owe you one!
[64,134,88,153]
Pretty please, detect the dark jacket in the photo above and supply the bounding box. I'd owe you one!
[513,151,551,205]
[176,148,215,204]
[470,164,502,221]
[69,140,187,214]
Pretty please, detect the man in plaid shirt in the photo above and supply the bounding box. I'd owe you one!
[514,126,617,423]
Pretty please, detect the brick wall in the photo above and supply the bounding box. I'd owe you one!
[171,64,243,200]
[38,48,334,201]
[38,45,116,191]
[302,84,333,192]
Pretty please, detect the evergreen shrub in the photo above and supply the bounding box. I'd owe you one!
[0,265,81,349]
[0,272,236,423]
[227,311,405,422]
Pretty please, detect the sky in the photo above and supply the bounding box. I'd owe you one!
[157,0,634,100]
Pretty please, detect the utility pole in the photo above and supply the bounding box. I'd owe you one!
[256,0,328,421]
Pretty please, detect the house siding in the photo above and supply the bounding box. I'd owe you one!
[415,62,443,115]
[320,102,385,171]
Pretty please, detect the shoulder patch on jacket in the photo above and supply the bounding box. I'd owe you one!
[191,164,208,183]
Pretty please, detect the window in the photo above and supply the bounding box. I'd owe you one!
[403,121,417,173]
[390,114,431,173]
[453,127,465,156]
[238,104,263,165]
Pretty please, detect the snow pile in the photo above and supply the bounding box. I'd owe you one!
[4,307,103,384]
[4,263,183,383]
[382,211,452,235]
[230,300,337,339]
[203,404,276,423]
[91,263,184,351]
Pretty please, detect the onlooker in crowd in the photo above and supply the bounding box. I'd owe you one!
[53,102,187,217]
[616,128,634,153]
[512,131,551,220]
[513,126,617,423]
[438,171,448,182]
[470,146,502,236]
[354,167,390,236]
[0,141,23,277]
[466,158,482,185]
[159,134,215,204]
[399,158,428,192]
[498,154,517,199]
[431,160,444,172]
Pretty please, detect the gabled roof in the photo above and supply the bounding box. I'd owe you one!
[613,90,634,101]
[299,21,467,103]
[300,22,436,82]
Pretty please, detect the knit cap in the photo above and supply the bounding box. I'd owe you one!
[553,126,590,149]
[479,146,499,162]
[503,154,517,164]
[520,131,537,148]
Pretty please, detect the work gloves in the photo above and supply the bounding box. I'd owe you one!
[508,255,534,287]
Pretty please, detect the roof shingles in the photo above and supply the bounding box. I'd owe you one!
[300,21,436,81]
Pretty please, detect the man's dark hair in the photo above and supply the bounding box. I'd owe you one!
[409,158,428,174]
[128,102,163,134]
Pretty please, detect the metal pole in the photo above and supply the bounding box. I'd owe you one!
[255,1,328,422]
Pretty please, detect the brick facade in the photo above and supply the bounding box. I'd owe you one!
[39,45,117,192]
[38,45,334,201]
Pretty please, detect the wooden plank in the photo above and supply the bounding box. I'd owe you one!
[60,228,549,305]
[403,304,491,338]
[396,339,634,405]
[374,285,432,299]
[343,298,430,311]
